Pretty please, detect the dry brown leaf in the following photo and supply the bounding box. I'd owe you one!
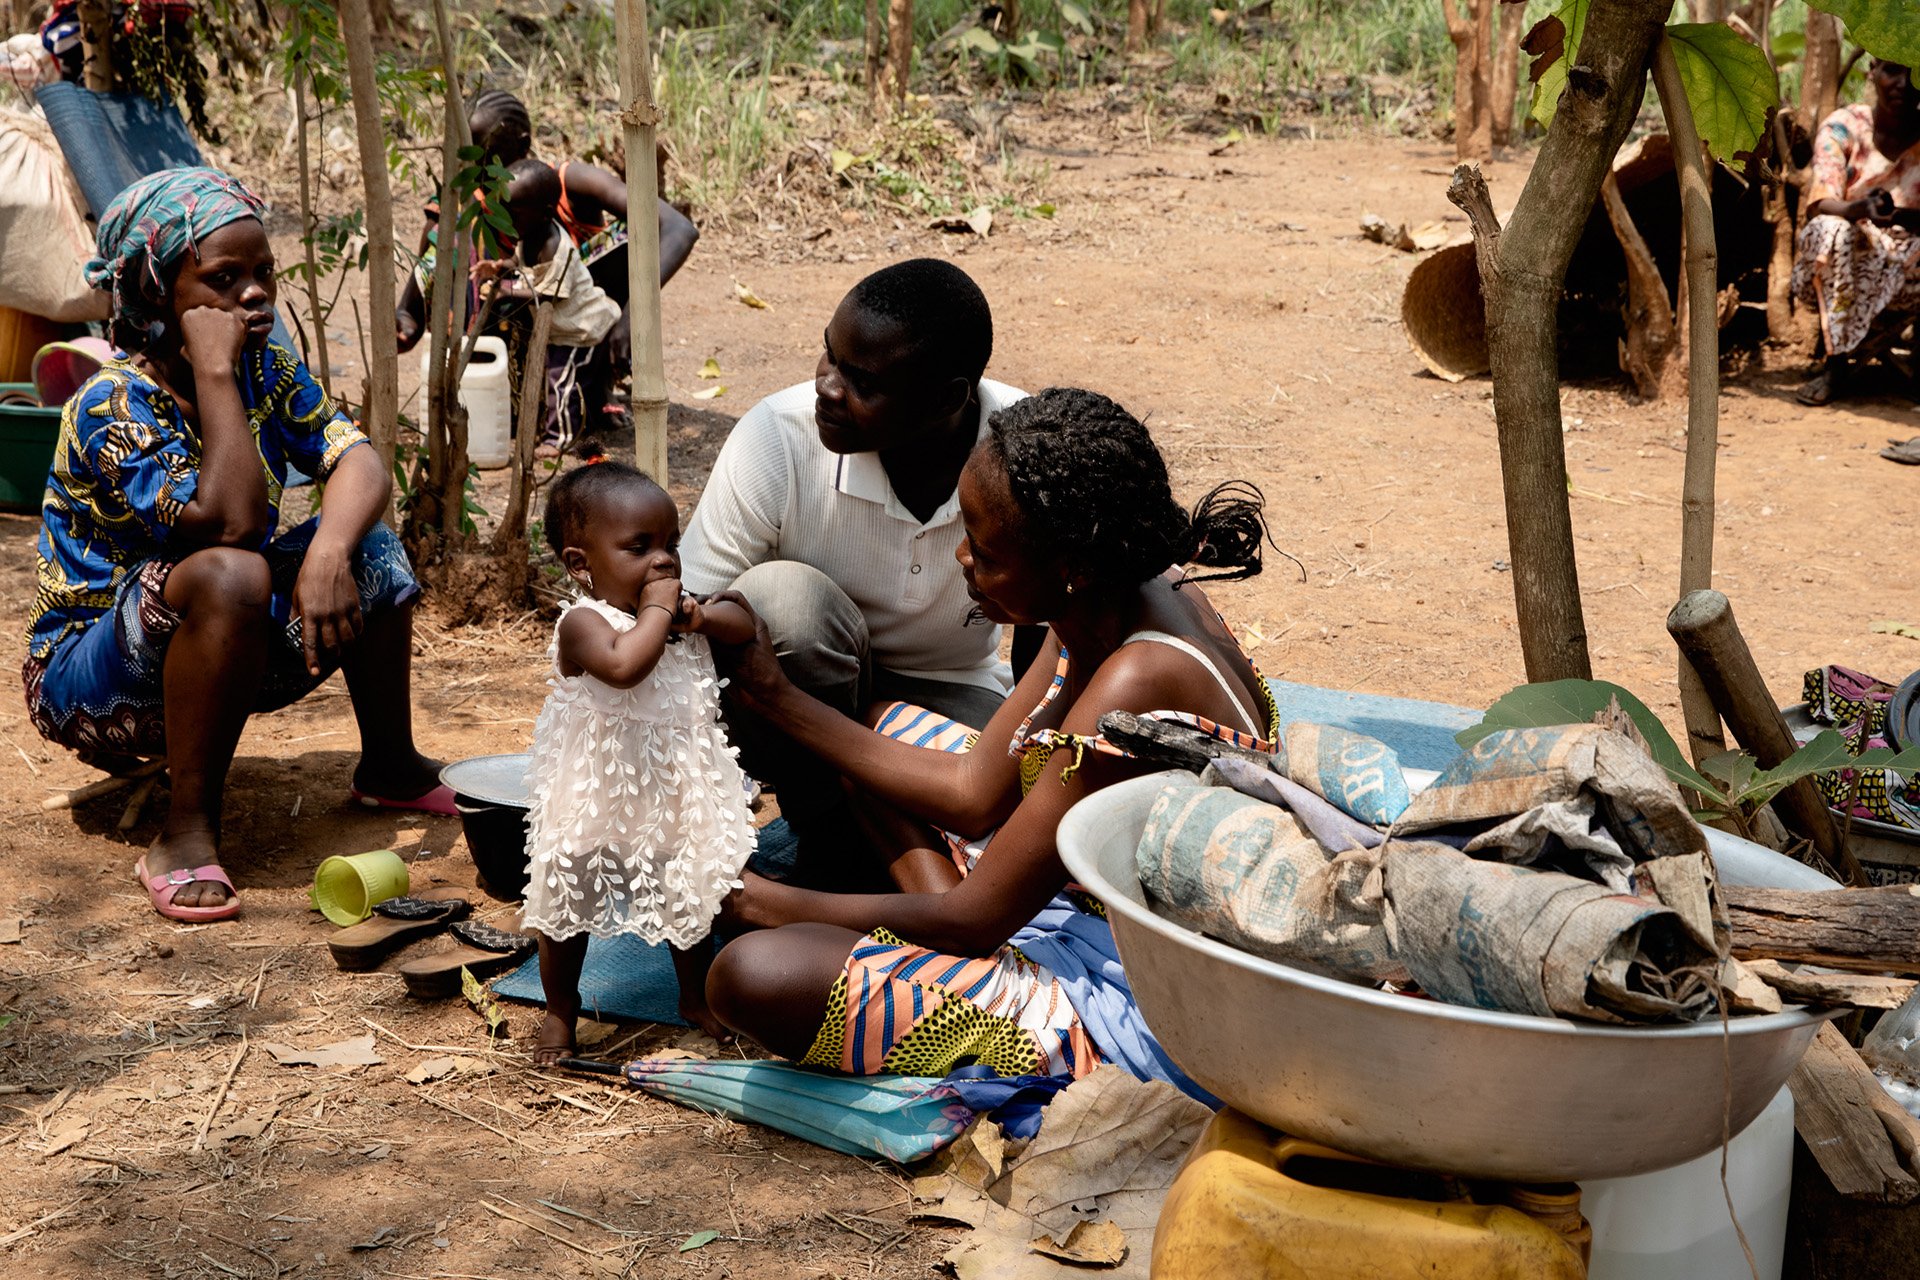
[258,1034,384,1069]
[209,1116,270,1143]
[41,1119,89,1157]
[1033,1219,1128,1267]
[403,1055,470,1084]
[0,918,20,944]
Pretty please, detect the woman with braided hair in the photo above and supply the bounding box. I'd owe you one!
[703,387,1278,1100]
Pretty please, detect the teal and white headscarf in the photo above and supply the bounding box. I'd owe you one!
[84,166,267,346]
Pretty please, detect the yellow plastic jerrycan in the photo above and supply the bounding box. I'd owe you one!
[1153,1110,1588,1280]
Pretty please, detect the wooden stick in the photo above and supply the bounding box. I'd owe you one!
[493,301,552,554]
[1789,1021,1920,1203]
[1744,960,1917,1010]
[193,1029,248,1152]
[1726,883,1920,974]
[41,757,166,812]
[1653,35,1730,774]
[616,0,669,486]
[292,67,333,398]
[1598,171,1676,398]
[1666,590,1862,884]
[339,0,401,512]
[116,772,160,833]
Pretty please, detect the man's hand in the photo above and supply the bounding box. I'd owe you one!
[180,306,248,375]
[702,590,790,711]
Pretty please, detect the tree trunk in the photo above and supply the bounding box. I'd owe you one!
[1125,0,1148,54]
[77,0,113,91]
[1653,36,1730,771]
[1445,0,1676,684]
[292,72,333,399]
[864,0,885,114]
[1442,0,1492,162]
[494,302,553,554]
[427,0,472,544]
[882,0,913,109]
[1801,9,1841,129]
[339,0,400,514]
[617,0,670,485]
[1490,0,1527,150]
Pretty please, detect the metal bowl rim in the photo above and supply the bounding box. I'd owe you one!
[1058,771,1830,1044]
[439,753,533,808]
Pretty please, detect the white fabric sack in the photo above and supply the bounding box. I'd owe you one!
[0,106,108,322]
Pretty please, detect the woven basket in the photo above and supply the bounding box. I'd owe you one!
[1400,241,1486,382]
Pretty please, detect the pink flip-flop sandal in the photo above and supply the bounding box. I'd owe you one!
[133,855,241,923]
[348,782,459,817]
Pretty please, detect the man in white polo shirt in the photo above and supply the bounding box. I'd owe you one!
[681,259,1023,868]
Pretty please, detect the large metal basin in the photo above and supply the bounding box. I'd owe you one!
[1056,771,1832,1182]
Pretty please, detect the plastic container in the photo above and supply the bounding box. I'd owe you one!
[0,381,62,512]
[1579,1084,1795,1280]
[1861,988,1920,1120]
[419,336,511,468]
[310,849,411,925]
[1153,1109,1588,1279]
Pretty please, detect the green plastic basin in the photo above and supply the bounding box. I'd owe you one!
[0,383,60,513]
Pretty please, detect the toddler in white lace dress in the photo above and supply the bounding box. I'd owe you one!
[521,461,757,1062]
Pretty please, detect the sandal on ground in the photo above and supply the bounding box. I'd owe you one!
[397,918,535,1000]
[1882,435,1920,465]
[133,854,241,923]
[348,782,459,817]
[1795,364,1846,406]
[327,888,471,971]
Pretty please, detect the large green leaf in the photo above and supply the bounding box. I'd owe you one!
[1806,0,1920,66]
[1527,0,1591,131]
[1664,23,1779,163]
[1457,679,1718,796]
[1742,735,1920,809]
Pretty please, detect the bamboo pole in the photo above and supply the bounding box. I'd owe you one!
[1653,35,1729,770]
[617,0,669,485]
[864,0,885,114]
[339,0,400,514]
[292,70,333,398]
[427,0,473,542]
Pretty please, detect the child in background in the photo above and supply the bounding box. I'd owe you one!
[476,157,620,458]
[522,461,757,1061]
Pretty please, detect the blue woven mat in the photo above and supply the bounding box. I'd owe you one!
[492,816,798,1025]
[1266,679,1476,773]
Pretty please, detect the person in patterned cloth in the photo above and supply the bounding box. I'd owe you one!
[22,167,448,924]
[703,388,1278,1102]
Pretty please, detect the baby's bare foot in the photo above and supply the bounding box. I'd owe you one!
[531,1010,576,1066]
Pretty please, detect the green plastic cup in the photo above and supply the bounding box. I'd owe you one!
[310,849,410,926]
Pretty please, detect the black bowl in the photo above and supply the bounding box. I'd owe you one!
[440,755,534,904]
[455,800,530,902]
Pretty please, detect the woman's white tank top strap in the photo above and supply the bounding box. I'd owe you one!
[1122,629,1262,732]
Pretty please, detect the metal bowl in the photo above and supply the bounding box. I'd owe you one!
[1056,771,1831,1182]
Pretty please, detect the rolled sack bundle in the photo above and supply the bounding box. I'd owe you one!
[1278,721,1412,826]
[1380,840,1731,1023]
[1136,775,1408,985]
[1392,724,1705,891]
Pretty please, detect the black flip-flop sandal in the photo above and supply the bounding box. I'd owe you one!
[327,889,471,971]
[397,919,536,1000]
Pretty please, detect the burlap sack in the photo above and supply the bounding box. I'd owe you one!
[1136,778,1407,984]
[0,106,108,322]
[1392,724,1706,891]
[1380,840,1720,1023]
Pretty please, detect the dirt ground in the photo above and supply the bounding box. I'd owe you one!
[2,119,1918,1280]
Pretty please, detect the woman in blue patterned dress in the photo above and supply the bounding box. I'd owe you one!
[22,168,449,923]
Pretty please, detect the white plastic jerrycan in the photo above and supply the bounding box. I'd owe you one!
[419,336,512,468]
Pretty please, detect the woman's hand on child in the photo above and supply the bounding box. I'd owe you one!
[702,592,791,710]
[180,305,249,374]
